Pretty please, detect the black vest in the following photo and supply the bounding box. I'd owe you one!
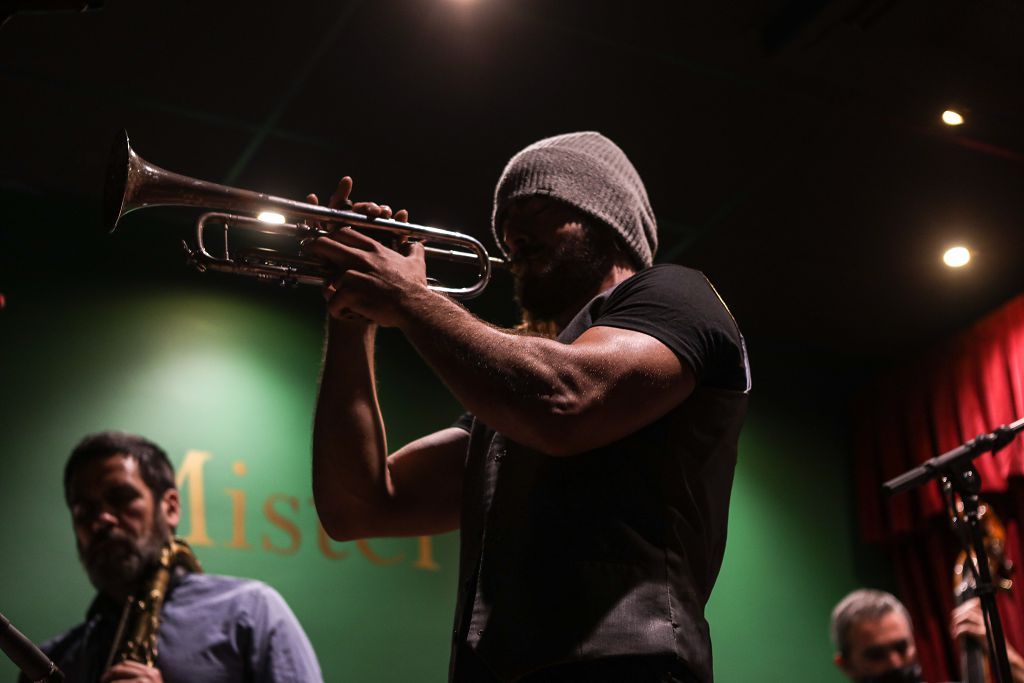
[450,289,748,683]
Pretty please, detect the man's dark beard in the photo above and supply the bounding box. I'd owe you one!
[79,513,169,598]
[512,223,617,326]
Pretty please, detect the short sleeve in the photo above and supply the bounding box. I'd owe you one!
[593,265,750,391]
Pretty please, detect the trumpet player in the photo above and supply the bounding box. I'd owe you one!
[21,431,322,683]
[309,132,751,683]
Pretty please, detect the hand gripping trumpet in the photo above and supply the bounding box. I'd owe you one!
[104,130,504,298]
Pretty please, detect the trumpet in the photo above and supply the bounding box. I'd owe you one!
[103,130,505,299]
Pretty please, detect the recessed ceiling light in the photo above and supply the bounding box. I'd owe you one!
[258,211,286,224]
[943,246,971,268]
[942,110,964,126]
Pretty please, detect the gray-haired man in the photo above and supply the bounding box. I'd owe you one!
[832,589,921,682]
[830,588,1024,683]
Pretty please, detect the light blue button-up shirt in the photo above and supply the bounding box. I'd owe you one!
[22,574,323,683]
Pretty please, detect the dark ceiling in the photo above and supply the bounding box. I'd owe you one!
[2,0,1022,374]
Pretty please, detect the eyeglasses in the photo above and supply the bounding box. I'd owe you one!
[862,639,911,662]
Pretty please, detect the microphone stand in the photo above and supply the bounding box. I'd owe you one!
[0,611,63,682]
[883,417,1024,683]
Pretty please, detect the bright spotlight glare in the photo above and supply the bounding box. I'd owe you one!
[258,211,286,224]
[942,110,964,126]
[943,246,971,268]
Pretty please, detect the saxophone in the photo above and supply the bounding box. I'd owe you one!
[104,536,202,670]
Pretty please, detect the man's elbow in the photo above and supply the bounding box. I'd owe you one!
[528,388,681,456]
[312,492,376,542]
[527,397,597,457]
[321,520,359,543]
[314,504,357,542]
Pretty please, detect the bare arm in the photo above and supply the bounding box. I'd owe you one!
[306,229,695,456]
[398,292,694,455]
[311,319,385,538]
[310,182,466,541]
[312,316,468,541]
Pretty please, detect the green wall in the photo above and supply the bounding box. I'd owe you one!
[0,198,875,681]
[0,282,467,681]
[707,395,870,681]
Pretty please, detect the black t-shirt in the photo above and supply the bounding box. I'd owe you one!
[453,263,750,431]
[565,263,748,391]
[451,264,749,683]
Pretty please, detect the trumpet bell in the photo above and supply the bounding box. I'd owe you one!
[102,130,504,299]
[103,129,133,233]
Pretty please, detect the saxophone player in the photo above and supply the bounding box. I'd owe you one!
[18,431,322,683]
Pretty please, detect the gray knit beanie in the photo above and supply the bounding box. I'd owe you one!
[491,132,658,268]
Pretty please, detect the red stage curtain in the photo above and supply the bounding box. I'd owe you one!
[855,293,1024,682]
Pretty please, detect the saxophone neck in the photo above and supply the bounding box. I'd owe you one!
[104,537,202,670]
[168,536,203,575]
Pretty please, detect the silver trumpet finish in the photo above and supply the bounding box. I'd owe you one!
[104,130,504,298]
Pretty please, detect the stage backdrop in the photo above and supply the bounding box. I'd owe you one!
[0,195,868,682]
